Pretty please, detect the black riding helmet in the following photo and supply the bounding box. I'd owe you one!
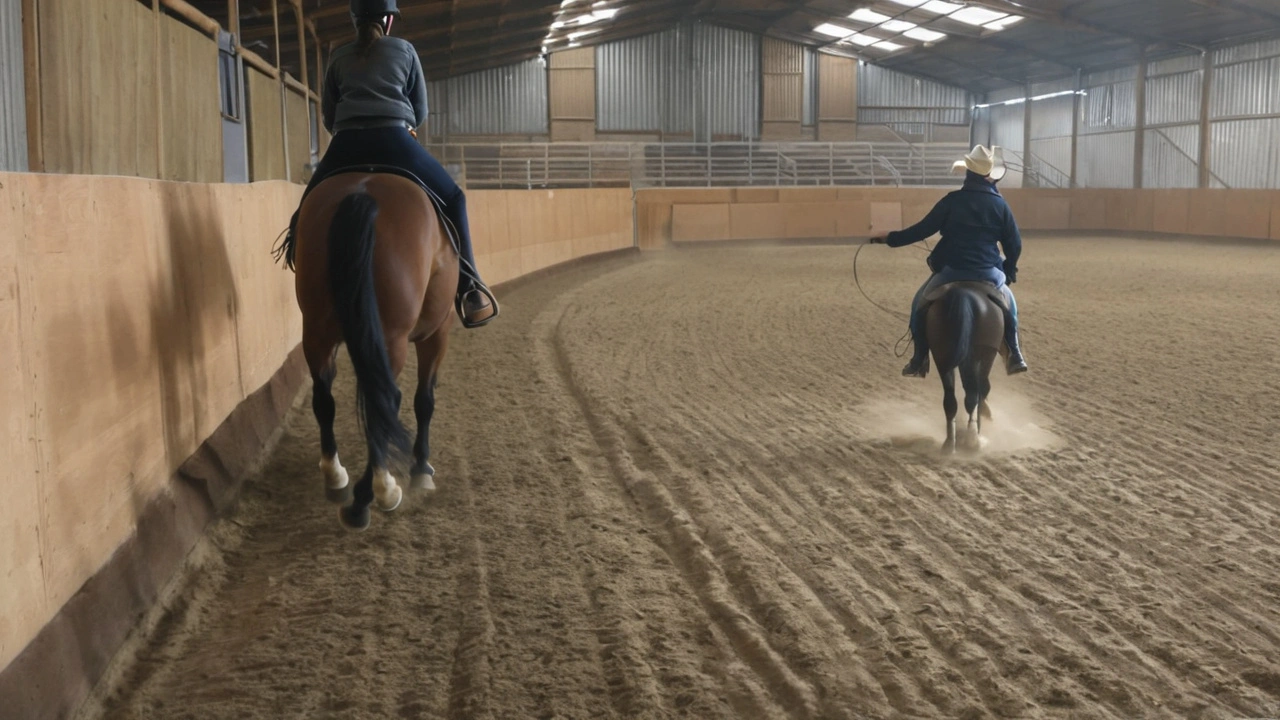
[350,0,400,25]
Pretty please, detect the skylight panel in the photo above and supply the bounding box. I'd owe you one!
[984,15,1023,30]
[815,22,854,37]
[847,33,883,46]
[920,0,963,14]
[871,40,906,51]
[903,27,947,41]
[850,8,892,24]
[880,19,918,32]
[949,6,1010,25]
[885,0,929,6]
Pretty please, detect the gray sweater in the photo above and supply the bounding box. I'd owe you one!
[321,37,428,134]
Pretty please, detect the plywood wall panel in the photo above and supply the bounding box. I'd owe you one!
[248,68,286,182]
[161,14,221,182]
[39,0,158,177]
[286,86,311,184]
[817,53,856,121]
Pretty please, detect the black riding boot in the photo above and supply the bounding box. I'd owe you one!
[901,338,930,378]
[446,196,498,328]
[1004,321,1028,375]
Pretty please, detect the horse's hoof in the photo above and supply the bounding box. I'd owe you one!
[941,442,957,455]
[411,472,437,492]
[339,505,371,531]
[326,484,354,505]
[376,485,403,512]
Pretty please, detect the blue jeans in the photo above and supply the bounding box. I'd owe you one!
[299,126,479,287]
[909,267,1018,348]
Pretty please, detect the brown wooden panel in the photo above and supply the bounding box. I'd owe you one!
[818,52,856,121]
[247,67,286,181]
[39,0,158,177]
[763,75,802,123]
[762,37,803,74]
[550,67,595,121]
[549,46,594,69]
[161,14,222,182]
[286,85,311,183]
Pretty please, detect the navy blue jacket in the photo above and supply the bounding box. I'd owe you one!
[886,172,1022,281]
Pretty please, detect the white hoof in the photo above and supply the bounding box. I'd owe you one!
[373,469,403,512]
[320,454,349,490]
[411,473,437,492]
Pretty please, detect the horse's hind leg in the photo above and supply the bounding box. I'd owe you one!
[411,328,450,492]
[305,337,351,504]
[940,367,958,455]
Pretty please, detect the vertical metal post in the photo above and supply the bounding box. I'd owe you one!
[1070,68,1081,188]
[1133,47,1147,189]
[1022,82,1032,187]
[1197,49,1214,188]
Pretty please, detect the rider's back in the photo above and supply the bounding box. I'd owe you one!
[928,184,1018,273]
[323,36,427,134]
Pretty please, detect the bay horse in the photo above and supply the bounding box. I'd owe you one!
[293,169,458,530]
[922,282,1007,454]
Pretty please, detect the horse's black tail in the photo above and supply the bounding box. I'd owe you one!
[946,287,977,372]
[327,193,411,467]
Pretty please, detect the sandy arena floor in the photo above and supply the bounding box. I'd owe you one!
[77,235,1280,720]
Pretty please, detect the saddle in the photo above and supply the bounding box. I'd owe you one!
[921,281,1010,314]
[323,164,464,262]
[281,164,483,291]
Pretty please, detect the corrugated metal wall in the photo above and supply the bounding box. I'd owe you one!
[1144,124,1199,188]
[857,63,971,130]
[596,22,757,138]
[1076,65,1137,187]
[1211,39,1280,188]
[596,25,692,133]
[427,59,548,136]
[1,0,28,171]
[696,24,759,139]
[1144,53,1201,188]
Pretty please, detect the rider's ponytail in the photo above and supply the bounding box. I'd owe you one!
[355,18,385,57]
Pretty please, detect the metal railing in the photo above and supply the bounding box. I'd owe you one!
[423,141,973,190]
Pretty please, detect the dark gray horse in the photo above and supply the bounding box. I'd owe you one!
[922,282,1008,454]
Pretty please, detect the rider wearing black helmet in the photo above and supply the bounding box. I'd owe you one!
[278,0,498,328]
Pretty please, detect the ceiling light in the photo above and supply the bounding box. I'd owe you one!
[886,0,928,5]
[571,13,601,25]
[568,28,601,41]
[984,15,1023,30]
[920,0,963,13]
[872,40,905,51]
[551,20,565,28]
[847,33,882,46]
[592,7,619,19]
[815,22,854,37]
[903,27,946,41]
[849,8,891,24]
[949,7,1009,25]
[880,19,918,32]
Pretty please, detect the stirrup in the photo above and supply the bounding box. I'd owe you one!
[457,285,499,329]
[902,355,929,378]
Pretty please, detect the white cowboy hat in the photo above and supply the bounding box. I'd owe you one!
[952,144,1007,181]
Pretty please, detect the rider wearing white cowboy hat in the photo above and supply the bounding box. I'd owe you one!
[276,0,498,329]
[870,144,1027,377]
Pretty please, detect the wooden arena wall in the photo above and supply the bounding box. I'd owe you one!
[636,187,1280,248]
[0,174,634,719]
